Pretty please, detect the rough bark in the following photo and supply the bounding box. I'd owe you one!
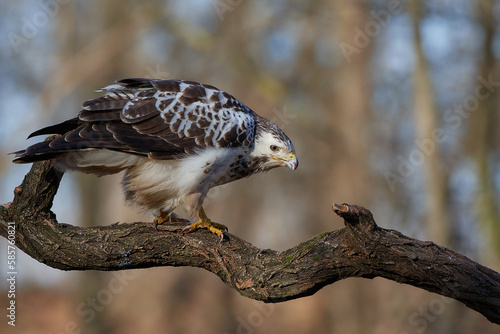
[1,161,500,324]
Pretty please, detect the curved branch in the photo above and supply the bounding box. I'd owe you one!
[1,161,500,324]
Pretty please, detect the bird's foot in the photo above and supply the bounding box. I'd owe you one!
[153,211,171,230]
[183,207,227,241]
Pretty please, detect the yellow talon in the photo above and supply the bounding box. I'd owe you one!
[183,207,227,240]
[153,211,170,229]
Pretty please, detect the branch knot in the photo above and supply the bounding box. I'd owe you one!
[332,203,377,231]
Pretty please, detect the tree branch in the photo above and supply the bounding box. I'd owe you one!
[1,161,500,324]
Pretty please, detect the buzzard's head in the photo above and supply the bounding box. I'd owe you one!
[251,119,298,172]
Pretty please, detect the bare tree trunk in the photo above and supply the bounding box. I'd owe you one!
[331,1,373,332]
[472,0,500,262]
[410,1,451,247]
[332,0,372,205]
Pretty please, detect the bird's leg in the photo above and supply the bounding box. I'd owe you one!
[153,210,171,230]
[183,207,228,240]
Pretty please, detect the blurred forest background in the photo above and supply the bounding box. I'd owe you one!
[1,0,500,333]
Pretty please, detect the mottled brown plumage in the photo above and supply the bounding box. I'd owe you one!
[13,78,298,236]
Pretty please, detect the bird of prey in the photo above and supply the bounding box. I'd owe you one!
[13,78,298,238]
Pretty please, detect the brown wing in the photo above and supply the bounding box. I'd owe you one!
[13,78,256,163]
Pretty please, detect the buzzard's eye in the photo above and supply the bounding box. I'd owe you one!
[270,145,280,152]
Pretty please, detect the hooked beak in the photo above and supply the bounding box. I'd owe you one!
[284,153,298,171]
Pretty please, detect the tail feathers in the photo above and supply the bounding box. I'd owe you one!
[12,142,140,176]
[11,140,78,164]
[11,120,141,164]
[13,117,84,164]
[27,118,81,139]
